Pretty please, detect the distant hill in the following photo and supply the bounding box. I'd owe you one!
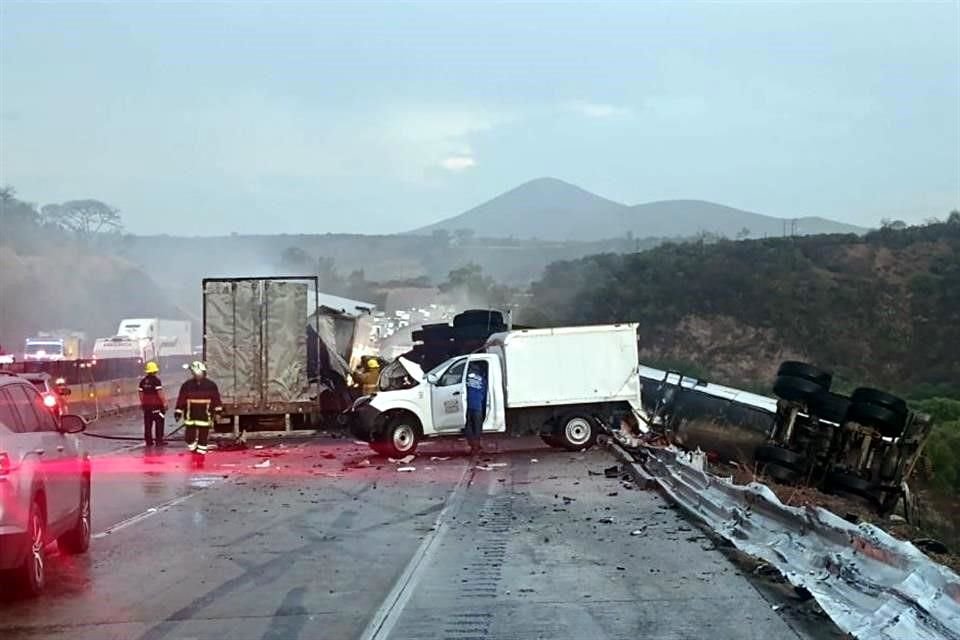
[411,177,867,241]
[523,221,960,394]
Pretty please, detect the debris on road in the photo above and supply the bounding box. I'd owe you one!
[598,516,615,524]
[530,458,539,463]
[630,528,646,536]
[390,454,416,464]
[430,456,450,461]
[603,464,621,478]
[252,460,271,469]
[397,466,416,472]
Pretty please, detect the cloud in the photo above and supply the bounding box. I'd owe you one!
[440,154,477,171]
[566,101,631,119]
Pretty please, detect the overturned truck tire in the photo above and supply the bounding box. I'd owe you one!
[776,361,832,389]
[772,375,825,404]
[754,444,806,484]
[847,402,906,438]
[850,387,908,416]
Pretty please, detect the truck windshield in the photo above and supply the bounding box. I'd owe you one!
[25,342,62,355]
[378,360,418,392]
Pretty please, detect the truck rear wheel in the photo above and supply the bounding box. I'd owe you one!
[374,416,420,458]
[556,414,597,451]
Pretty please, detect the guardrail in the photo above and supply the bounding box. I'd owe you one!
[3,355,193,384]
[624,442,960,640]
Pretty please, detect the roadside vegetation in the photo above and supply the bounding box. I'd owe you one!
[0,186,181,350]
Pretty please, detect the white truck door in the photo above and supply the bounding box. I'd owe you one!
[469,355,506,433]
[430,357,467,432]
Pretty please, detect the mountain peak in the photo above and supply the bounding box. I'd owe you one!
[411,180,866,241]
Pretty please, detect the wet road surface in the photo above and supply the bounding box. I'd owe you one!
[1,416,840,640]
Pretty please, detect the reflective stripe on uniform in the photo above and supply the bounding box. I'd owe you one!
[187,442,197,452]
[196,445,208,455]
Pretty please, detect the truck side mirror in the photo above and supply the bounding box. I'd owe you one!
[425,372,439,385]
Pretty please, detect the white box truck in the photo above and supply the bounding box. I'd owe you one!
[92,318,191,360]
[350,323,646,457]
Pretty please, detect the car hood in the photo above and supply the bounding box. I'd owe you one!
[398,357,424,383]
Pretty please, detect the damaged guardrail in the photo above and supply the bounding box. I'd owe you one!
[625,442,960,640]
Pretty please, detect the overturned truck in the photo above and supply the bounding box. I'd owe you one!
[203,277,371,431]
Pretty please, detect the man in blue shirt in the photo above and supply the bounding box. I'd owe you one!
[464,361,487,454]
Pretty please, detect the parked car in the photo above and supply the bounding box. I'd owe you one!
[0,371,90,596]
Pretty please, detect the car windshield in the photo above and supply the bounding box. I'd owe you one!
[25,342,61,355]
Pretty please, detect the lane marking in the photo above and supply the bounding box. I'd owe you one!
[92,491,199,539]
[358,461,474,640]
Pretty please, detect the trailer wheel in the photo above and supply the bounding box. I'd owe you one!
[375,416,420,458]
[850,388,908,416]
[763,463,801,484]
[826,471,878,506]
[809,391,852,424]
[556,414,596,451]
[847,402,905,438]
[776,362,833,389]
[772,375,824,404]
[754,445,806,473]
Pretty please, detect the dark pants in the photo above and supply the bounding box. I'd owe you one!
[184,426,210,455]
[143,409,165,445]
[465,409,484,443]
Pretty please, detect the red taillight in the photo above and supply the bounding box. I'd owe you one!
[0,452,11,477]
[43,393,58,409]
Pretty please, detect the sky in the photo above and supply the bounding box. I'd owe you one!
[1,1,958,235]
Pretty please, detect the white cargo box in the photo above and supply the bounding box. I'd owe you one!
[485,324,641,409]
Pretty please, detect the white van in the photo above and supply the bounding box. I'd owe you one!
[350,324,646,457]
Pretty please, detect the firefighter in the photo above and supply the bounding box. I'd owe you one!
[355,358,381,396]
[174,361,223,465]
[138,361,167,447]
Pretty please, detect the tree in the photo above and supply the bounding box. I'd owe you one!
[41,199,123,238]
[736,227,751,240]
[948,210,960,225]
[880,218,908,231]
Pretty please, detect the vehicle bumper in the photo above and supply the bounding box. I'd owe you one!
[348,404,382,442]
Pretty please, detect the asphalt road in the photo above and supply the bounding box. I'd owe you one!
[0,415,842,640]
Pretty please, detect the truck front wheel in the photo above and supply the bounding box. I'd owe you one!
[556,414,597,451]
[373,416,420,458]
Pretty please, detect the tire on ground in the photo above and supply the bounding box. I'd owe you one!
[776,361,833,389]
[826,471,878,504]
[375,414,421,458]
[754,444,806,472]
[762,463,801,484]
[847,402,905,438]
[850,388,908,416]
[555,413,597,451]
[58,476,91,555]
[772,375,824,404]
[809,391,852,424]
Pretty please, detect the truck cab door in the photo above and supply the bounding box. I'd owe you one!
[469,355,506,433]
[430,358,467,433]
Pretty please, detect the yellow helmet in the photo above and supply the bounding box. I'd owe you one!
[367,359,380,369]
[144,361,160,374]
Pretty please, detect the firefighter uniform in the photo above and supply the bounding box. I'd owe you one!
[138,362,166,446]
[175,374,223,458]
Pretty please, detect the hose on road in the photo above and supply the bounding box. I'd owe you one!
[82,422,187,442]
